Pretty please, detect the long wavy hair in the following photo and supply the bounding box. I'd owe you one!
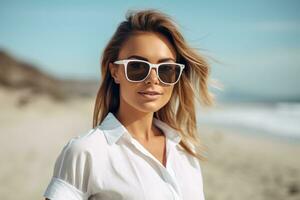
[93,9,215,162]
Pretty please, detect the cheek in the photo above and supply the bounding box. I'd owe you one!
[119,82,135,98]
[119,82,141,107]
[162,87,173,102]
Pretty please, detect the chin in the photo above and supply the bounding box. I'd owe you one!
[122,96,168,114]
[136,106,161,113]
[134,102,163,113]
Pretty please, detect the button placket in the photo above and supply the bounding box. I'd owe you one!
[162,142,183,200]
[130,137,183,199]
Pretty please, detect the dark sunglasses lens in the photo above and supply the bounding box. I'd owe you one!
[127,61,150,81]
[158,64,181,84]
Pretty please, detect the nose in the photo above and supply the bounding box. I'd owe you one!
[145,68,159,85]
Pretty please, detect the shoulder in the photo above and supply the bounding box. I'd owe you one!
[61,127,108,157]
[52,127,110,177]
[47,128,108,198]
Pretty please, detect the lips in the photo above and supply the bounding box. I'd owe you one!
[138,90,163,100]
[138,91,162,95]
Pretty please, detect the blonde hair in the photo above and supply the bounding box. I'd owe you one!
[93,9,215,162]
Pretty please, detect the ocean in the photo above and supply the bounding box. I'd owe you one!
[196,102,300,141]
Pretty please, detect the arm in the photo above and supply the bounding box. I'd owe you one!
[43,141,92,200]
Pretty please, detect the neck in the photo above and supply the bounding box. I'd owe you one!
[115,102,162,142]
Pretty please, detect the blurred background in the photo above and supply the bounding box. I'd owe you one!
[0,0,299,199]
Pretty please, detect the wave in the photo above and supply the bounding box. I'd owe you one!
[197,102,300,139]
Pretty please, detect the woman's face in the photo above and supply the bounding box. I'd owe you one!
[109,31,177,114]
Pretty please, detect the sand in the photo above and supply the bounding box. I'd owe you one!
[200,127,300,200]
[0,87,299,200]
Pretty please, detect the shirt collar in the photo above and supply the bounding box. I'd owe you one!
[98,112,182,145]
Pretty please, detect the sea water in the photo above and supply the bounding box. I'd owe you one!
[196,102,300,141]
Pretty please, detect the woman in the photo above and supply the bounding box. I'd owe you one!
[44,8,214,200]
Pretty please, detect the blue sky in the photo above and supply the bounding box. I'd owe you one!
[0,0,299,101]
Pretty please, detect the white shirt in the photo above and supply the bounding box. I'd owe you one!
[43,112,205,200]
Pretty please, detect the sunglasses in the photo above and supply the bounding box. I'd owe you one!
[113,59,185,85]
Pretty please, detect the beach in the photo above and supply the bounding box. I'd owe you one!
[200,127,300,200]
[0,87,299,200]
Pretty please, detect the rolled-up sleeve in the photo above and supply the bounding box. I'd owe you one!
[43,139,92,200]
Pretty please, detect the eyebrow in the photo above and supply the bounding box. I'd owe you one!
[126,55,176,63]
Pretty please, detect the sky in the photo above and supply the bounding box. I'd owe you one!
[0,0,299,102]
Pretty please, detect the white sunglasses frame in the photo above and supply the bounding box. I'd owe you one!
[113,59,185,85]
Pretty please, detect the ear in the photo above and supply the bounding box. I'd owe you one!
[109,62,120,84]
